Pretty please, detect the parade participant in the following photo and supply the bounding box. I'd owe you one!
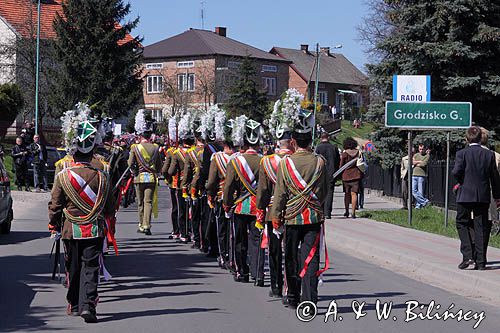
[271,99,329,308]
[205,111,233,268]
[223,116,263,284]
[168,112,196,243]
[256,99,295,297]
[11,136,31,191]
[198,106,226,254]
[162,118,180,239]
[128,110,162,236]
[48,104,115,323]
[182,123,205,249]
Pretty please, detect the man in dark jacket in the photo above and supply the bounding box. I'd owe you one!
[315,133,340,218]
[452,126,500,270]
[11,136,31,191]
[29,134,48,192]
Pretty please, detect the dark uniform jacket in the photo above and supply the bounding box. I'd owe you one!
[256,149,293,222]
[206,151,232,201]
[49,159,115,240]
[223,150,262,215]
[128,142,161,184]
[315,141,340,178]
[168,146,189,188]
[271,150,327,227]
[181,145,204,197]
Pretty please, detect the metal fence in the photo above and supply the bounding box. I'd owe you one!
[364,160,456,210]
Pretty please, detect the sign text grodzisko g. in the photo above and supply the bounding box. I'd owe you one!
[385,101,472,129]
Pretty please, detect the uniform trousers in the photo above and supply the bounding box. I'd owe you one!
[176,190,188,239]
[248,220,265,281]
[169,187,179,235]
[215,202,229,261]
[135,183,155,231]
[64,238,103,312]
[285,224,321,304]
[267,221,283,293]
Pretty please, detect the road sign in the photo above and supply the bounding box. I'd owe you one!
[393,75,431,102]
[385,101,472,129]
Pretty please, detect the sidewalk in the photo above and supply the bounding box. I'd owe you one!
[326,187,500,307]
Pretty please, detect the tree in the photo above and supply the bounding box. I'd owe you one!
[51,0,143,118]
[225,57,268,122]
[358,0,500,166]
[0,84,24,139]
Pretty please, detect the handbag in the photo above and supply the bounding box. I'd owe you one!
[356,150,368,173]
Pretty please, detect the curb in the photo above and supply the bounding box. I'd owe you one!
[325,219,500,307]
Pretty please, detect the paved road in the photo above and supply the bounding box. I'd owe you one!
[1,185,500,333]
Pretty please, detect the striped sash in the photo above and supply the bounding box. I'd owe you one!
[262,154,282,185]
[231,155,257,197]
[281,156,324,221]
[213,152,230,178]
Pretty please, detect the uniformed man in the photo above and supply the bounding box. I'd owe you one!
[162,138,180,239]
[128,110,162,235]
[271,108,328,308]
[168,113,195,243]
[48,105,115,323]
[223,116,264,284]
[206,137,234,268]
[256,131,294,298]
[182,134,205,249]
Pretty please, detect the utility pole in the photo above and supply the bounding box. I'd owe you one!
[34,0,41,135]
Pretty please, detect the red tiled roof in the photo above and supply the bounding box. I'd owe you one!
[0,0,135,44]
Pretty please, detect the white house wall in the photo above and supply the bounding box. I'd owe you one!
[0,16,17,85]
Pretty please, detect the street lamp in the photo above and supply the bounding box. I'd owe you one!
[34,0,41,135]
[311,43,342,141]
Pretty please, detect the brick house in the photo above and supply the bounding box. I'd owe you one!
[0,0,134,139]
[270,45,369,120]
[142,27,290,121]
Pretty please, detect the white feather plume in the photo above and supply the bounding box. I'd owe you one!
[61,102,91,153]
[134,109,146,134]
[168,118,177,142]
[231,115,248,147]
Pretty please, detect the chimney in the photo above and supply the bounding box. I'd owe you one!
[300,44,309,53]
[215,27,227,37]
[320,47,331,56]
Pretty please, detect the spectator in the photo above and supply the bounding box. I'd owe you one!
[11,136,31,191]
[480,127,500,262]
[0,144,4,161]
[315,132,340,219]
[412,144,431,209]
[339,137,362,218]
[400,152,410,209]
[29,134,48,192]
[452,126,500,270]
[21,121,35,145]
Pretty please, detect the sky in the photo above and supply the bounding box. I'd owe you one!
[127,0,370,70]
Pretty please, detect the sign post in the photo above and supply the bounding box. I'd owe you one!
[386,101,472,226]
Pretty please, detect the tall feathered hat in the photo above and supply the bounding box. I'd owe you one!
[168,118,177,145]
[178,111,196,141]
[231,115,263,146]
[134,109,154,135]
[61,102,100,155]
[198,104,227,142]
[269,88,314,138]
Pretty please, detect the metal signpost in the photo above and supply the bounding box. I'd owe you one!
[385,100,472,226]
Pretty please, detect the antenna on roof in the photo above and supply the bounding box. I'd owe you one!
[200,0,206,29]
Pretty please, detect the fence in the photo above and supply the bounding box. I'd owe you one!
[364,160,456,210]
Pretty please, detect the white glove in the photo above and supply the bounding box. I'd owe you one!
[273,226,284,238]
[225,211,232,219]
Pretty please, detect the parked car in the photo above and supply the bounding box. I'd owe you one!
[0,158,13,234]
[27,146,64,187]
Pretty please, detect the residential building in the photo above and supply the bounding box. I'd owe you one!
[142,27,290,121]
[271,45,369,120]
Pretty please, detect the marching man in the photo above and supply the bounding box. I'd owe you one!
[270,90,329,309]
[223,116,264,285]
[48,104,115,323]
[128,110,162,235]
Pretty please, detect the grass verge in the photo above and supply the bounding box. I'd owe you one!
[359,207,500,249]
[333,121,376,146]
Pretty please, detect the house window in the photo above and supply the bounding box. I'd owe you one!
[177,73,196,91]
[177,61,194,68]
[147,75,163,94]
[263,77,277,96]
[318,91,328,105]
[262,65,277,72]
[228,61,241,69]
[146,63,163,70]
[151,109,163,121]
